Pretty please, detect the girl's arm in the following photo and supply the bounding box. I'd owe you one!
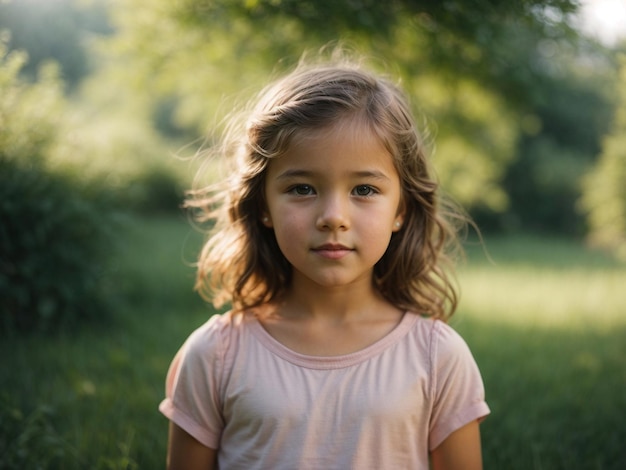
[166,422,217,470]
[430,420,483,470]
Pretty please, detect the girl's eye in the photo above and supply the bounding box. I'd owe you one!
[289,184,315,196]
[354,185,376,197]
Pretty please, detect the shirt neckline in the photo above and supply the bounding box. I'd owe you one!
[245,311,418,370]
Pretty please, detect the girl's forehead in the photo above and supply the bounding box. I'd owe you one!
[289,116,385,148]
[267,118,399,179]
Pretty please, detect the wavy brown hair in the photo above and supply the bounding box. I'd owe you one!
[186,57,467,321]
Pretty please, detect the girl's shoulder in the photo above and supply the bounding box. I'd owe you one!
[182,310,249,352]
[407,314,477,364]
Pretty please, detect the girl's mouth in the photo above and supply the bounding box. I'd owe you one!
[312,244,353,259]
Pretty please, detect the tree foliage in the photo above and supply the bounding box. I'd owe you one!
[581,55,626,259]
[0,45,63,162]
[105,0,582,212]
[501,48,615,233]
[0,0,112,89]
[0,0,189,213]
[0,42,119,335]
[2,0,620,238]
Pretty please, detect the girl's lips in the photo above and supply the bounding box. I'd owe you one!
[312,244,353,259]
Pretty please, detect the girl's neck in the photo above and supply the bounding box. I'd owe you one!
[272,278,393,323]
[257,282,405,357]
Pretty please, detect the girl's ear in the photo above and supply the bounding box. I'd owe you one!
[392,202,406,232]
[392,216,404,232]
[262,214,273,227]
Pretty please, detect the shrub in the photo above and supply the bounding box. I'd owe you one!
[0,157,121,335]
[0,40,123,335]
[107,166,184,214]
[503,135,592,235]
[581,57,626,260]
[47,98,187,215]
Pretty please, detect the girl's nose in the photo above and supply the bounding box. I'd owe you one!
[316,194,349,231]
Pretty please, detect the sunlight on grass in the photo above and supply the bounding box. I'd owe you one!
[458,267,625,330]
[457,235,626,331]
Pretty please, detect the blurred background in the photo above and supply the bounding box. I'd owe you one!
[0,0,625,468]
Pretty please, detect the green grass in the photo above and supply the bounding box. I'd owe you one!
[456,235,626,469]
[1,218,625,469]
[0,215,211,469]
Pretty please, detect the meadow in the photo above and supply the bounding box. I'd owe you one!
[1,216,624,469]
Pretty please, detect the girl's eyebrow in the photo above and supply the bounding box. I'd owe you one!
[275,169,315,180]
[275,169,391,180]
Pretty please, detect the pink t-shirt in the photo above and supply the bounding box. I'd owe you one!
[159,311,489,469]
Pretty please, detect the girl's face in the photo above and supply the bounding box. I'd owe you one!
[263,119,405,291]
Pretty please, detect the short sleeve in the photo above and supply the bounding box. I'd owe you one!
[158,315,226,449]
[428,321,490,450]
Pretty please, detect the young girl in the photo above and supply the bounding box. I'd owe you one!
[160,57,489,470]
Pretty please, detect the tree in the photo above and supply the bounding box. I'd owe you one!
[0,46,63,161]
[11,0,611,233]
[0,41,121,334]
[581,54,626,259]
[103,0,583,213]
[500,41,615,234]
[0,0,96,89]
